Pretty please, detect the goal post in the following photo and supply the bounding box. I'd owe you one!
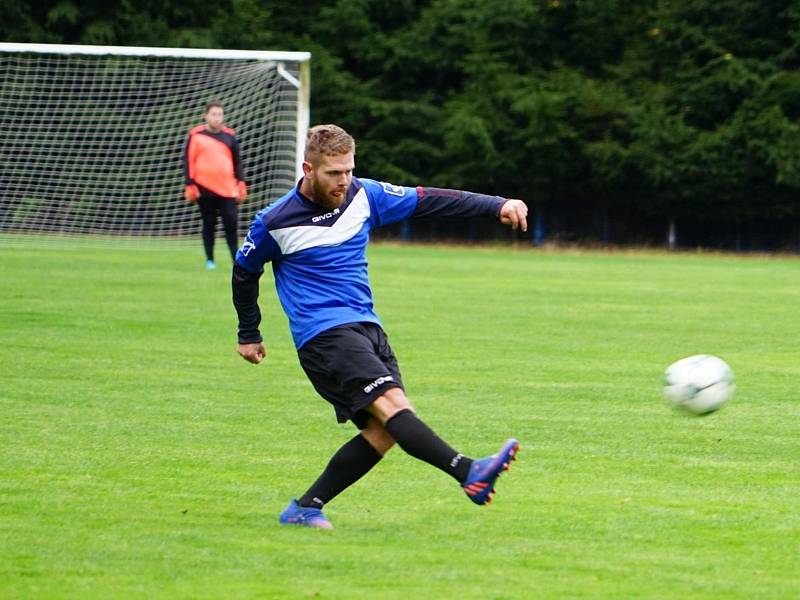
[0,42,311,247]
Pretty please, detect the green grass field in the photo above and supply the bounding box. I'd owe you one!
[1,242,798,599]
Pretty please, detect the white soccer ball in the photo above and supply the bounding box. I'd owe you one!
[662,354,735,415]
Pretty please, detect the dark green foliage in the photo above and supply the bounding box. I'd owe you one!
[4,0,800,243]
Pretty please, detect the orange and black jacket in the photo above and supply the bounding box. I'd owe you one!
[183,125,246,198]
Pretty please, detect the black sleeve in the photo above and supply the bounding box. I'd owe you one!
[412,187,505,219]
[232,137,246,183]
[232,263,263,344]
[183,134,194,185]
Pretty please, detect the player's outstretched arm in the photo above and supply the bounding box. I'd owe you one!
[405,187,527,228]
[238,342,266,364]
[499,199,528,232]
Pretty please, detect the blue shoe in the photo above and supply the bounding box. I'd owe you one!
[279,499,333,529]
[206,260,216,270]
[462,438,520,505]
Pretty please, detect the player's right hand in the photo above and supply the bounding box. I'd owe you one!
[235,181,247,203]
[238,342,266,364]
[184,184,200,202]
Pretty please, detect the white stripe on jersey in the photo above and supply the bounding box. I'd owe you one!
[269,187,371,255]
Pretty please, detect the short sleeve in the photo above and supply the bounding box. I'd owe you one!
[360,178,419,227]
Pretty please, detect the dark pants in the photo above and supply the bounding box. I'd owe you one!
[197,190,238,261]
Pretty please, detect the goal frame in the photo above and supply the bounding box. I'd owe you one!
[0,42,311,180]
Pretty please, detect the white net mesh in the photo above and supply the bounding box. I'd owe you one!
[0,45,308,248]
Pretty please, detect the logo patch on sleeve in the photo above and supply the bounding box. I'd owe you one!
[381,182,405,196]
[241,232,256,256]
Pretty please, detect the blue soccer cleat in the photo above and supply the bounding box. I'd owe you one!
[279,499,333,529]
[206,259,216,270]
[462,438,520,505]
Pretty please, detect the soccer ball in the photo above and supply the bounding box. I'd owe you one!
[662,354,735,415]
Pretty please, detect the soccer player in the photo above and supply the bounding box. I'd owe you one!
[233,124,527,529]
[183,100,248,270]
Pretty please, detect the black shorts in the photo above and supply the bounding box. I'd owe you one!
[297,322,404,429]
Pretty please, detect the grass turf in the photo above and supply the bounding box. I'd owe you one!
[1,242,798,598]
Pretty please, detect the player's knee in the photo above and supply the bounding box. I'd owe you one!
[368,387,413,424]
[361,418,396,455]
[370,434,395,456]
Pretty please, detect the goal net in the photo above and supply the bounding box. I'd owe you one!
[0,43,310,248]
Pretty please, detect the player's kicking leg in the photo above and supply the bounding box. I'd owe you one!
[371,388,520,505]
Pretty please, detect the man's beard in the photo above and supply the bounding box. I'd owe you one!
[312,180,346,210]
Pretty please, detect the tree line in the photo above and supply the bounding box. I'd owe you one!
[4,0,800,250]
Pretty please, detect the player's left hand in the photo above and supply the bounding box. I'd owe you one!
[184,184,200,203]
[499,199,528,232]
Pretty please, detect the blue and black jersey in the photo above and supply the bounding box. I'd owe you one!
[233,177,505,349]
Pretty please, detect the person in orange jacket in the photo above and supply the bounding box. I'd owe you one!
[183,101,247,269]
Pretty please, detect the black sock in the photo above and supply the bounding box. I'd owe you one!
[384,409,473,483]
[297,433,382,509]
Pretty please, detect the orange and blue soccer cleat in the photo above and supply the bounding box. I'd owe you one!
[279,499,333,529]
[462,438,520,505]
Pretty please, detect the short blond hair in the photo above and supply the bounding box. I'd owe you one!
[305,124,356,164]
